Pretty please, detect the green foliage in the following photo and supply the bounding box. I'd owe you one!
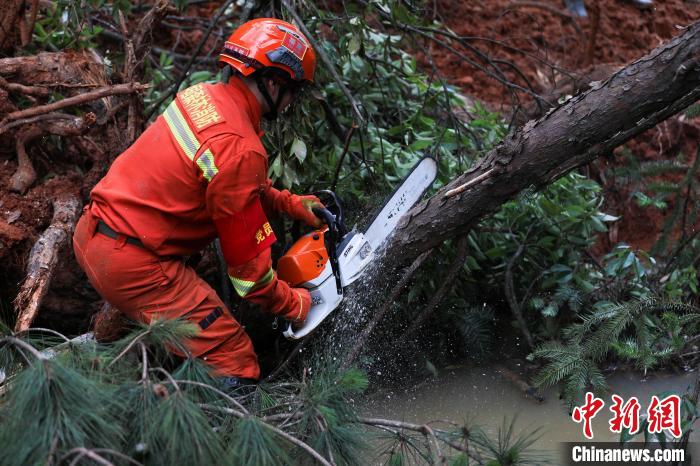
[684,103,700,119]
[31,0,105,51]
[530,298,700,406]
[298,366,369,465]
[227,416,291,466]
[0,328,375,466]
[143,52,177,115]
[265,8,480,201]
[149,386,228,465]
[470,417,549,465]
[530,341,608,407]
[442,172,613,342]
[453,304,495,361]
[0,358,123,466]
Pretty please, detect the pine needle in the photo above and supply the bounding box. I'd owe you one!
[227,416,292,466]
[0,359,124,466]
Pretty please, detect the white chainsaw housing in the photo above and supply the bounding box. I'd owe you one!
[283,157,437,340]
[282,263,343,339]
[282,231,373,339]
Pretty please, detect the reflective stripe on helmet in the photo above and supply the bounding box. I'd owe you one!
[163,99,220,182]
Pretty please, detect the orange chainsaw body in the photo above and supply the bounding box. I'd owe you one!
[277,229,329,286]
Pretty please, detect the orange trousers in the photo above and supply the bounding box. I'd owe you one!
[72,208,260,380]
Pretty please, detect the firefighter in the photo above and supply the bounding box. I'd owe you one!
[73,18,321,387]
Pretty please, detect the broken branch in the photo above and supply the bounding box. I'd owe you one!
[444,168,496,198]
[13,195,82,332]
[0,82,148,132]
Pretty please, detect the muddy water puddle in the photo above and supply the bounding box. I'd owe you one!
[364,365,698,462]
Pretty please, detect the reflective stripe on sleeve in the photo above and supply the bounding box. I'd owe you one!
[163,99,219,182]
[196,149,219,182]
[229,268,274,297]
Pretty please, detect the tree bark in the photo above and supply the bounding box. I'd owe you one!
[14,195,81,332]
[0,0,24,52]
[339,19,700,366]
[0,51,107,87]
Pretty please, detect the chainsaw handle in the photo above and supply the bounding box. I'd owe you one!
[312,206,335,226]
[313,190,347,236]
[311,206,343,294]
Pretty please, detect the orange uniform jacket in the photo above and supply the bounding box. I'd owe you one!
[90,78,308,322]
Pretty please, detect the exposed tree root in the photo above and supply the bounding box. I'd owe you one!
[9,113,96,193]
[10,126,41,194]
[13,195,81,332]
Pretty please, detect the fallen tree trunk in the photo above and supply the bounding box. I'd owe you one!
[14,195,81,332]
[341,19,700,365]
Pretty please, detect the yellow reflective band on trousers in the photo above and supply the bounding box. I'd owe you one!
[229,268,275,297]
[163,100,219,182]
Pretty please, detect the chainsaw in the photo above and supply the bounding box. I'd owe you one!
[277,157,438,339]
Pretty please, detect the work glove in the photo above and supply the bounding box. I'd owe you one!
[289,287,311,328]
[287,194,325,228]
[262,181,325,228]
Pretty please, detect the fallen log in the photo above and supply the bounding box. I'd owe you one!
[390,20,700,258]
[13,195,82,332]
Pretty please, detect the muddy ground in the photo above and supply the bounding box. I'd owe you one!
[1,0,699,334]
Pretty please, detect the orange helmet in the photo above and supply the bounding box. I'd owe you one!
[219,18,316,83]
